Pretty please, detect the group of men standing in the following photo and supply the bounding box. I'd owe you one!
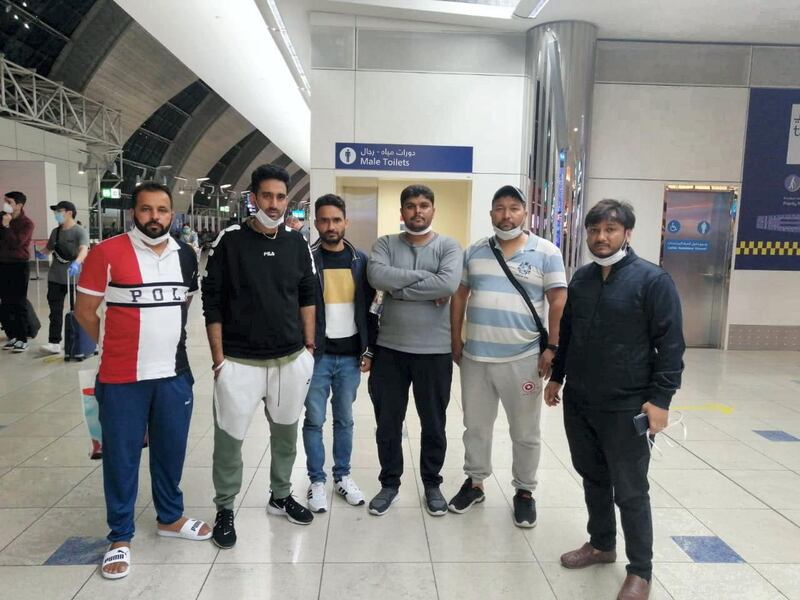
[72,162,684,600]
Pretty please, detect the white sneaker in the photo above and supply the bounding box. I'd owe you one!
[11,340,29,353]
[41,343,61,354]
[335,475,365,506]
[306,481,328,513]
[2,338,16,351]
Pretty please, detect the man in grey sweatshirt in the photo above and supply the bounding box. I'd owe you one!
[366,184,463,517]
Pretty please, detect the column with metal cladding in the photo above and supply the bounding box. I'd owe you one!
[525,21,597,275]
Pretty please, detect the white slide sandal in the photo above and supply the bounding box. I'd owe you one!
[156,518,212,541]
[101,545,130,580]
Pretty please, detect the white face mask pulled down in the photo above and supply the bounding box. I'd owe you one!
[646,411,687,460]
[130,223,172,246]
[589,242,628,267]
[405,224,432,236]
[493,225,524,241]
[255,209,284,229]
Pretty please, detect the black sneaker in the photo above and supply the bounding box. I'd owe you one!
[368,487,399,516]
[424,486,448,517]
[212,508,236,549]
[448,478,486,514]
[267,492,314,525]
[513,489,537,528]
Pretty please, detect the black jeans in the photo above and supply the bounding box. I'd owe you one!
[47,281,74,344]
[0,261,30,342]
[368,346,452,489]
[563,389,653,581]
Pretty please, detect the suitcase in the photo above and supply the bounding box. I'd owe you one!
[64,273,96,362]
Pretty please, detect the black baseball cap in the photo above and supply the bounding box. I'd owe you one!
[492,185,527,205]
[50,200,77,215]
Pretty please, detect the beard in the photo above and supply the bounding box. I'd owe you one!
[322,230,343,243]
[134,216,170,239]
[589,240,624,258]
[405,218,430,232]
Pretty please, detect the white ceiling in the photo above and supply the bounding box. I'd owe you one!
[309,0,800,45]
[112,0,798,174]
[114,0,311,170]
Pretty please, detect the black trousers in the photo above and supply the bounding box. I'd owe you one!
[563,389,653,581]
[0,261,30,341]
[47,281,74,343]
[368,346,452,489]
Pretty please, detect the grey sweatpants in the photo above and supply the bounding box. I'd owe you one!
[460,354,543,492]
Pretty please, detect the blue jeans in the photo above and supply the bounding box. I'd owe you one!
[96,371,194,542]
[303,354,361,483]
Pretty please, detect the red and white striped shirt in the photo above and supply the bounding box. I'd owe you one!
[78,232,199,384]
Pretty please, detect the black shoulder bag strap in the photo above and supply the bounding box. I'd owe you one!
[487,236,549,353]
[53,226,74,264]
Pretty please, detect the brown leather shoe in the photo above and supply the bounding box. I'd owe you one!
[617,574,650,600]
[560,542,617,569]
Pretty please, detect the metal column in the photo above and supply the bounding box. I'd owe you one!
[525,21,597,276]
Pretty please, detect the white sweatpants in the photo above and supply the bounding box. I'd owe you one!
[214,350,315,439]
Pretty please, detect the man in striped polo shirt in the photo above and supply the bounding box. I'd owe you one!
[449,185,567,527]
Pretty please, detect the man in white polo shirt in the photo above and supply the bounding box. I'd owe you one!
[449,185,567,527]
[75,182,211,580]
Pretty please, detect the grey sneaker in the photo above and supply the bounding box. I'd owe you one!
[424,486,448,517]
[368,487,399,516]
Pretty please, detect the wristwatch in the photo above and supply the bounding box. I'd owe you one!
[546,344,559,353]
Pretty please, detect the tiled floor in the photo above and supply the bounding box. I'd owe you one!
[0,278,798,599]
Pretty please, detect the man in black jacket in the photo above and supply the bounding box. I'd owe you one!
[545,199,685,600]
[303,194,378,513]
[203,164,317,549]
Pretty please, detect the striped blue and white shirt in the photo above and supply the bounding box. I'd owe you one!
[462,234,567,362]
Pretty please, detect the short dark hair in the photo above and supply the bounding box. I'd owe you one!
[585,199,635,230]
[315,194,346,217]
[400,184,434,206]
[4,191,26,205]
[132,181,172,208]
[250,164,290,194]
[492,185,526,205]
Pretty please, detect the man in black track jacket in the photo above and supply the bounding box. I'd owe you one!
[545,199,685,600]
[203,164,317,549]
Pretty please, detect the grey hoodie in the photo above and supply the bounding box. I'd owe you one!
[367,232,463,354]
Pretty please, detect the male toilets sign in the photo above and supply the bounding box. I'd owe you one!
[335,143,473,173]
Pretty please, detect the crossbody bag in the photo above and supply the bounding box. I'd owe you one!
[487,236,549,353]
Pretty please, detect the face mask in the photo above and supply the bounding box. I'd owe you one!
[182,227,190,234]
[2,203,12,214]
[493,225,524,241]
[255,209,284,229]
[130,222,172,246]
[589,242,628,267]
[54,212,65,225]
[405,225,432,236]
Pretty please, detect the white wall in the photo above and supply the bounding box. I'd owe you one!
[590,42,800,341]
[0,161,58,254]
[309,14,527,244]
[0,116,90,226]
[586,83,749,264]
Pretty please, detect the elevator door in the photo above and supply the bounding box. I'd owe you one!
[660,188,735,348]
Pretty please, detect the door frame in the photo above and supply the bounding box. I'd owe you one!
[661,185,738,349]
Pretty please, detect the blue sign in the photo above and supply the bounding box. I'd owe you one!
[665,240,710,253]
[667,220,682,234]
[335,143,473,173]
[697,221,711,235]
[736,88,800,271]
